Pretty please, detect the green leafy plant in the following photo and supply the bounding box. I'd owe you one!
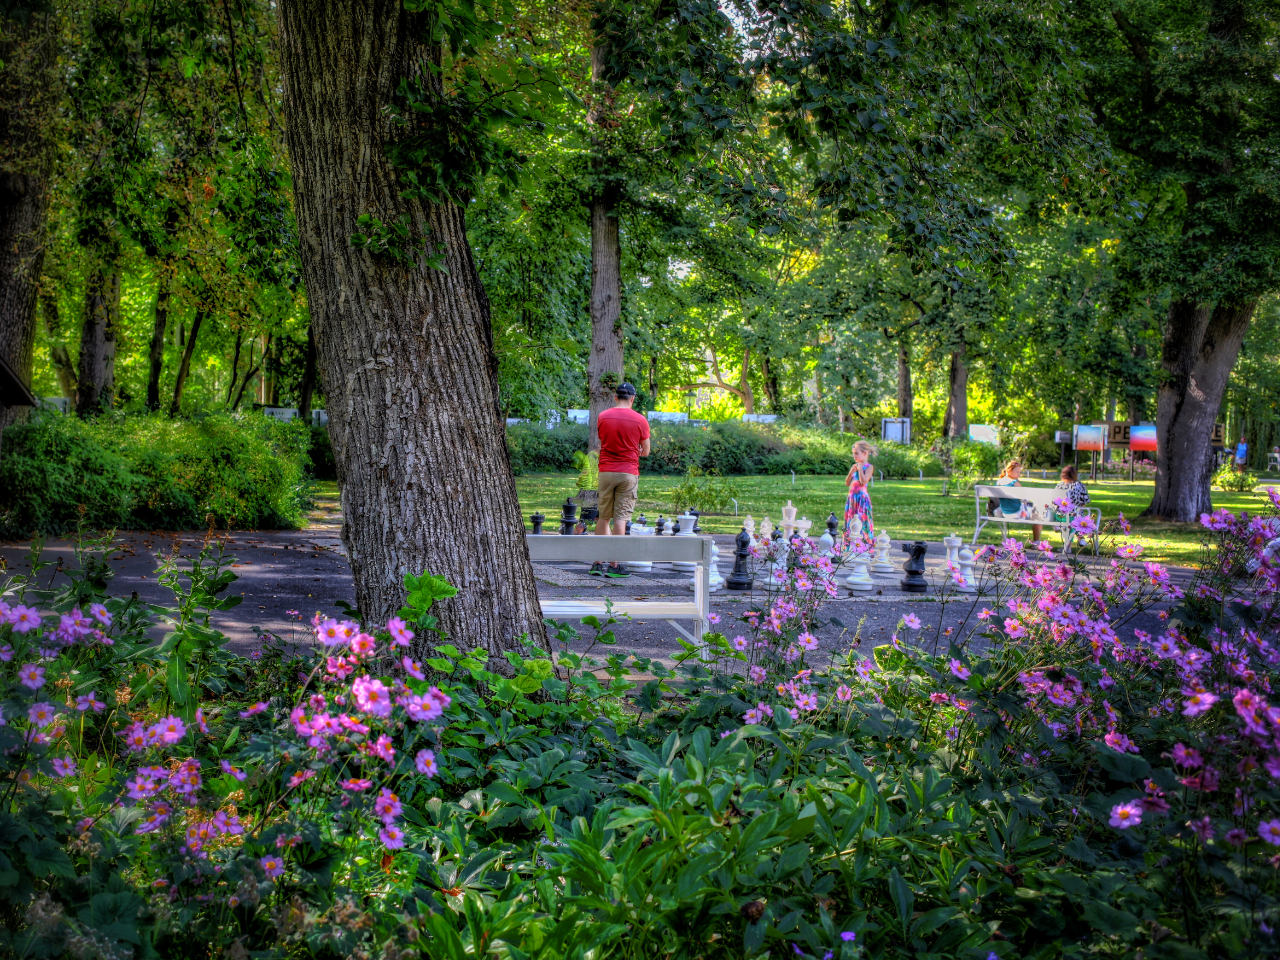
[1214,463,1258,492]
[573,449,599,492]
[348,212,448,270]
[668,465,742,513]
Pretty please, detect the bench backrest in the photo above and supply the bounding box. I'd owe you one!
[525,534,713,564]
[973,484,1064,506]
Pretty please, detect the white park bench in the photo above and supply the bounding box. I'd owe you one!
[525,534,712,645]
[972,484,1101,554]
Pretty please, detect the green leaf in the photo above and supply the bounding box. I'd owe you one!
[888,868,914,935]
[1063,834,1096,863]
[1096,747,1150,782]
[166,655,190,705]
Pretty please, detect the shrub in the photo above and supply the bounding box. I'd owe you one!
[309,423,337,480]
[505,422,588,474]
[667,465,742,513]
[0,411,312,536]
[3,500,1280,957]
[949,440,1002,487]
[1215,462,1258,492]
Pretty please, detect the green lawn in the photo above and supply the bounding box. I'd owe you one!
[311,474,1279,567]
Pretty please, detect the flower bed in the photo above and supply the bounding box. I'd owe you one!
[2,497,1279,957]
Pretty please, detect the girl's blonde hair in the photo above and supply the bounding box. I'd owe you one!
[852,440,877,458]
[998,459,1023,479]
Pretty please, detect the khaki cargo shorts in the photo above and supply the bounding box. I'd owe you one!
[597,472,639,524]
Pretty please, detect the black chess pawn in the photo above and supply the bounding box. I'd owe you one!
[636,513,647,527]
[726,527,754,590]
[826,513,839,539]
[625,519,632,535]
[530,511,545,535]
[691,511,702,534]
[900,541,929,594]
[772,527,783,542]
[656,516,667,535]
[672,517,682,535]
[559,498,578,536]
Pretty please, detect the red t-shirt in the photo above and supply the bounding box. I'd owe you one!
[596,407,650,475]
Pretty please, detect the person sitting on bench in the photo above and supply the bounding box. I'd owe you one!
[996,459,1042,542]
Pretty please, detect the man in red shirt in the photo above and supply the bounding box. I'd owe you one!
[591,382,650,577]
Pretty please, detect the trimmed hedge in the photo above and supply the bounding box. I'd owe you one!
[504,421,943,477]
[0,412,312,537]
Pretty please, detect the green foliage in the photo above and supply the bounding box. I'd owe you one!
[1214,463,1257,493]
[308,423,337,481]
[348,213,446,270]
[0,412,312,537]
[667,466,741,514]
[948,441,1002,488]
[573,450,599,492]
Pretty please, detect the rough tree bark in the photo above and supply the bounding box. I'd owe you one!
[77,270,120,417]
[298,322,318,422]
[146,268,171,411]
[585,38,623,455]
[1145,298,1255,521]
[896,339,912,421]
[0,11,59,440]
[942,339,968,439]
[761,353,780,413]
[169,309,205,416]
[276,0,547,653]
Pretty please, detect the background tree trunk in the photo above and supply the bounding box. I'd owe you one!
[0,11,59,440]
[896,339,912,420]
[942,339,968,439]
[146,269,171,411]
[77,270,120,417]
[39,286,76,400]
[1145,298,1255,521]
[585,38,623,456]
[169,309,205,416]
[277,0,547,654]
[298,321,317,422]
[761,353,780,413]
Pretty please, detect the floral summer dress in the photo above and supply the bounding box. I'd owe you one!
[843,464,874,544]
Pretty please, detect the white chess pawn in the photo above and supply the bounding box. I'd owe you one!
[672,513,699,572]
[871,529,894,572]
[744,515,756,541]
[943,533,962,567]
[781,500,798,538]
[760,516,773,541]
[691,539,726,593]
[795,516,813,540]
[957,545,977,594]
[629,521,654,572]
[818,522,835,557]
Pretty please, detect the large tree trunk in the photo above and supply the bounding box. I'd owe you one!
[146,269,171,411]
[276,0,547,654]
[942,339,968,439]
[761,353,780,413]
[896,338,912,420]
[1145,298,1255,521]
[76,270,119,417]
[585,39,623,456]
[0,12,58,441]
[169,309,205,416]
[298,321,318,422]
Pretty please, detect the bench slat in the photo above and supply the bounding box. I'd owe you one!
[540,600,703,619]
[526,534,712,563]
[973,484,1063,503]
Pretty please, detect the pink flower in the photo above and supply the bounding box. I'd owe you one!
[260,855,285,878]
[27,702,57,727]
[326,656,355,679]
[949,659,971,681]
[195,708,209,733]
[415,749,438,777]
[1182,692,1219,716]
[794,693,818,712]
[748,665,767,683]
[51,757,77,777]
[349,633,377,657]
[1171,743,1203,768]
[151,716,187,743]
[1233,688,1264,716]
[732,635,749,651]
[287,769,316,789]
[379,825,406,849]
[1104,731,1139,754]
[339,778,372,791]
[17,663,45,689]
[836,685,853,701]
[351,676,393,717]
[902,613,921,630]
[75,691,106,713]
[386,617,414,647]
[374,787,403,823]
[1116,543,1144,558]
[316,618,344,645]
[8,605,42,633]
[88,603,112,626]
[1109,802,1143,829]
[239,703,268,718]
[220,760,247,781]
[401,657,426,680]
[1226,828,1248,847]
[1188,816,1214,842]
[1258,819,1280,846]
[1003,619,1027,639]
[707,612,721,624]
[796,632,818,651]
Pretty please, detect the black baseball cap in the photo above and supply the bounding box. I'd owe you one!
[615,382,637,398]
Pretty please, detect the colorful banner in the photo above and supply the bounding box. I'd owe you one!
[1074,424,1105,452]
[1129,424,1157,453]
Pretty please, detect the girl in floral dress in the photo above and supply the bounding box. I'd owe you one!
[843,440,876,545]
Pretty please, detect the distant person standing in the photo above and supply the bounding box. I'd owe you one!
[590,382,650,578]
[1235,435,1249,473]
[843,440,876,544]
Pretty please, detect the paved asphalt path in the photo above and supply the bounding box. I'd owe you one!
[1,520,1188,665]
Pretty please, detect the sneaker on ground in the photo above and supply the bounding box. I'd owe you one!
[588,562,606,577]
[604,563,630,579]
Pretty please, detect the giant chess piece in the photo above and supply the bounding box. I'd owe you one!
[629,518,655,572]
[871,529,894,573]
[673,513,699,573]
[846,544,873,593]
[781,500,798,538]
[726,527,754,590]
[656,516,668,536]
[691,509,702,534]
[692,538,726,593]
[743,515,756,543]
[795,516,813,541]
[943,533,962,567]
[900,541,929,594]
[759,515,773,541]
[818,516,836,556]
[957,544,977,594]
[530,512,545,535]
[558,498,578,536]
